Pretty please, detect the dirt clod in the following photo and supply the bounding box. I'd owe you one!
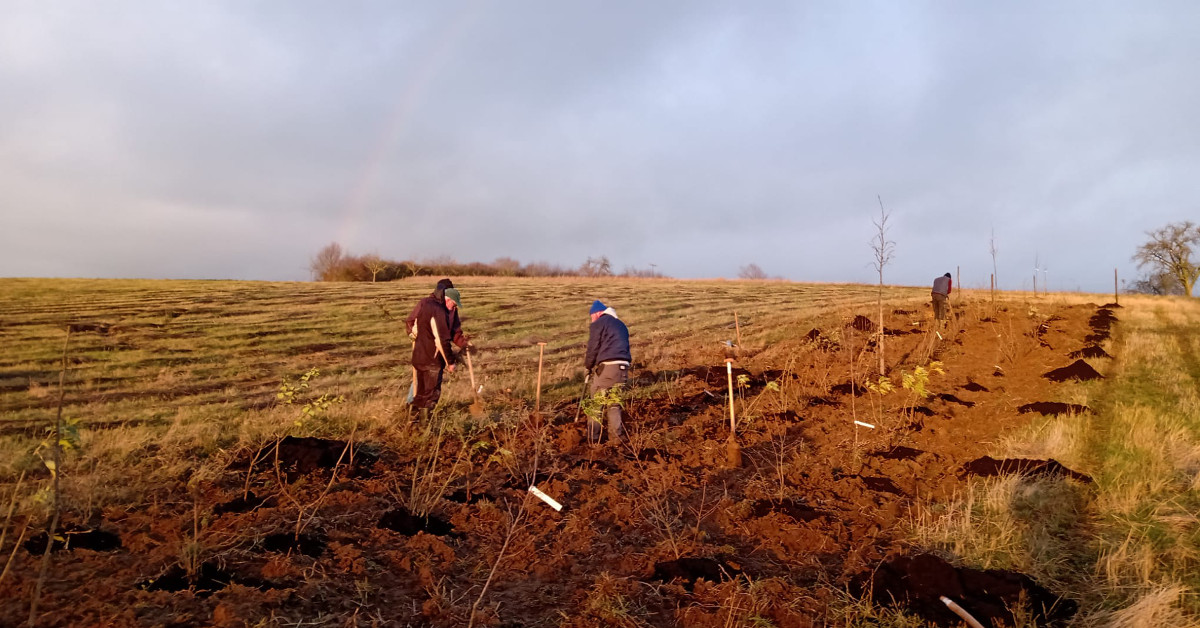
[859,476,907,495]
[141,563,270,595]
[214,491,274,516]
[1043,360,1103,382]
[961,456,1093,483]
[847,315,876,332]
[24,526,121,554]
[270,436,379,480]
[378,507,455,537]
[868,553,1077,627]
[872,445,926,461]
[262,532,326,557]
[937,393,975,407]
[751,499,828,522]
[652,557,741,590]
[962,381,989,392]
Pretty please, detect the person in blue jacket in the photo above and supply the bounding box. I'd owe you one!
[584,299,630,443]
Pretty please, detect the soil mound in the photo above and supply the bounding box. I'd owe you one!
[271,436,379,479]
[262,532,326,557]
[141,563,270,595]
[1069,345,1111,359]
[872,445,926,461]
[680,365,753,387]
[378,507,455,537]
[807,396,839,407]
[859,476,907,496]
[867,553,1077,627]
[652,557,741,590]
[1043,360,1103,382]
[962,381,989,392]
[751,499,828,522]
[847,315,876,332]
[803,329,839,351]
[961,456,1093,483]
[1018,402,1090,416]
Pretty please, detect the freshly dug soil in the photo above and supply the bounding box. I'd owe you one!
[1043,360,1104,382]
[847,315,876,332]
[961,456,1094,483]
[1068,345,1111,359]
[868,553,1077,626]
[378,507,456,537]
[24,526,122,554]
[1018,402,1090,416]
[651,557,741,590]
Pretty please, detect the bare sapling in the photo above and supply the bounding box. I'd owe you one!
[989,228,999,304]
[871,195,895,377]
[0,471,29,586]
[28,327,71,627]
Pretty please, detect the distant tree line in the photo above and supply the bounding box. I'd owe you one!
[309,243,666,282]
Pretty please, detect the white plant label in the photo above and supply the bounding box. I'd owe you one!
[528,485,562,511]
[853,421,876,429]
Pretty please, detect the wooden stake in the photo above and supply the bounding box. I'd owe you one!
[990,274,995,302]
[956,266,960,303]
[535,342,546,413]
[733,311,742,348]
[725,359,736,433]
[1114,268,1119,305]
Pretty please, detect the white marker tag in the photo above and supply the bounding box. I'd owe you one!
[936,331,943,340]
[528,485,562,511]
[854,421,876,429]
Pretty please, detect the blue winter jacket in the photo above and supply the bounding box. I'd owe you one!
[585,313,631,370]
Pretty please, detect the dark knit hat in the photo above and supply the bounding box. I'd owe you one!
[944,272,952,278]
[436,278,455,290]
[590,300,606,315]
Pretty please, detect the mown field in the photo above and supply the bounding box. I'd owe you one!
[0,277,1197,627]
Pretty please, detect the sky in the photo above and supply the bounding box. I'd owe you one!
[2,1,1198,291]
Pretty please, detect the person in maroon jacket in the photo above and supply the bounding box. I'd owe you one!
[931,272,952,325]
[404,280,469,421]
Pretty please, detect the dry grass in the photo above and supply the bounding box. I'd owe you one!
[910,295,1200,625]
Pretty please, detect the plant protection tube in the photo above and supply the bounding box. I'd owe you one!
[528,485,562,511]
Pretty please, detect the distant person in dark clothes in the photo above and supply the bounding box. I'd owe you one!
[584,299,630,443]
[404,280,469,421]
[932,272,952,324]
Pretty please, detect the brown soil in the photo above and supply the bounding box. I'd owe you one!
[865,553,1078,626]
[1018,402,1091,416]
[1043,359,1104,382]
[961,456,1094,484]
[0,302,1115,626]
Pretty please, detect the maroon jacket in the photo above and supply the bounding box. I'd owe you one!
[405,288,459,369]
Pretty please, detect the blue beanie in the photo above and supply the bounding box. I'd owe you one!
[590,300,606,315]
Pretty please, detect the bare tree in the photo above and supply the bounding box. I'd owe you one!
[580,256,613,277]
[989,228,999,294]
[1133,221,1200,297]
[309,242,344,281]
[871,196,895,376]
[492,257,521,276]
[362,255,389,283]
[739,263,767,280]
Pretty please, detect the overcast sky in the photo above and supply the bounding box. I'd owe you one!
[2,1,1197,291]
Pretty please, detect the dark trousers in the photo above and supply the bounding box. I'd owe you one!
[932,293,949,321]
[588,363,627,443]
[412,366,444,410]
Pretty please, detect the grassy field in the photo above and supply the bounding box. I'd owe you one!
[1,277,1197,627]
